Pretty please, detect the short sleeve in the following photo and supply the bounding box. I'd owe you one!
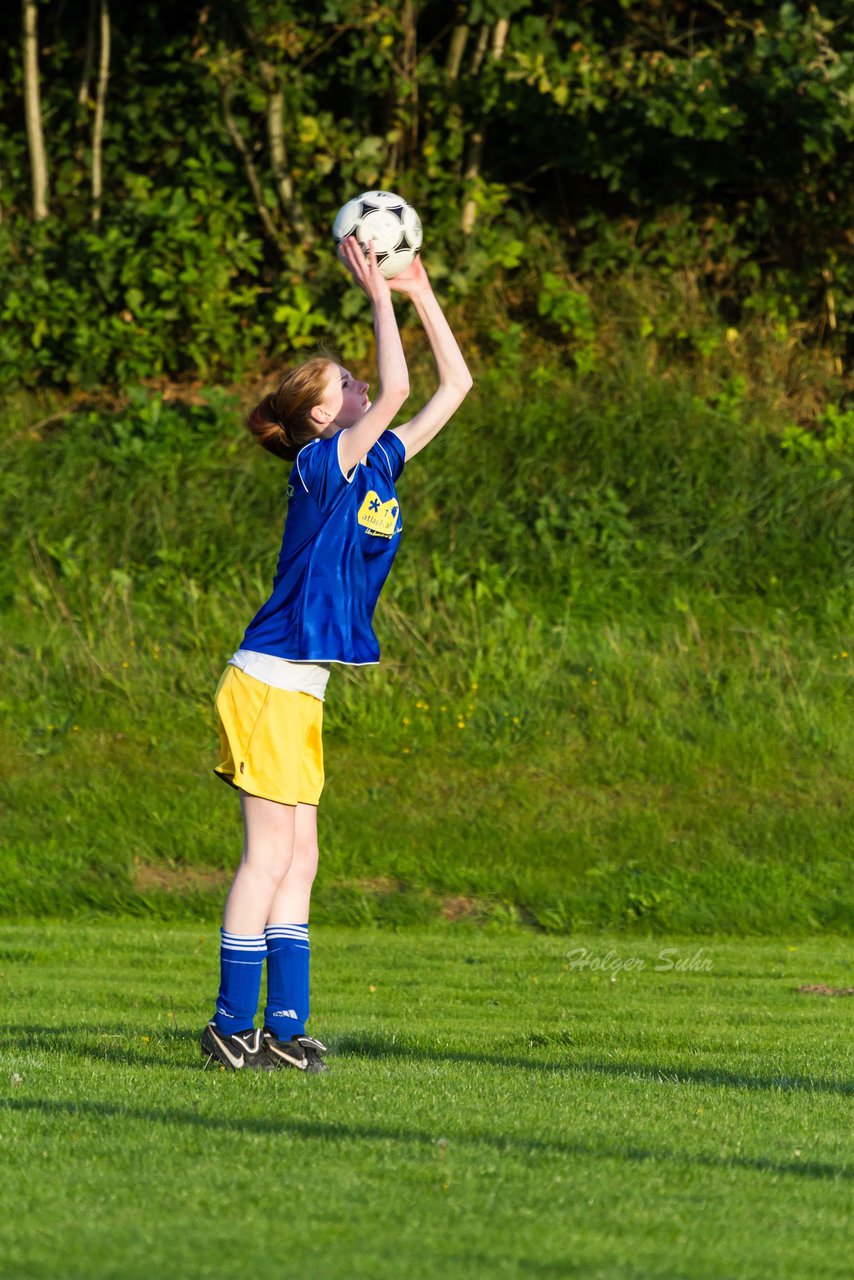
[377,430,406,483]
[294,435,352,512]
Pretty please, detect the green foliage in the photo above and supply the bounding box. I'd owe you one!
[5,334,851,630]
[536,273,598,371]
[0,2,851,389]
[781,405,854,479]
[0,178,266,388]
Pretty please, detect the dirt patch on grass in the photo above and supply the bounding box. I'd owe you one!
[440,894,484,922]
[133,860,230,895]
[797,983,854,997]
[351,876,401,894]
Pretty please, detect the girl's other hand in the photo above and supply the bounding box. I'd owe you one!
[388,255,430,298]
[337,236,390,305]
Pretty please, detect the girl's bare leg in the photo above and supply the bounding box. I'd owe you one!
[267,802,319,924]
[222,792,296,935]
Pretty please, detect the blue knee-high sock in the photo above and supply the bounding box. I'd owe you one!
[264,924,310,1039]
[214,929,267,1035]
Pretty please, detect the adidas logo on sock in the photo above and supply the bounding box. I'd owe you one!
[271,1009,298,1019]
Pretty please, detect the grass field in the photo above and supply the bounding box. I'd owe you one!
[2,356,852,931]
[2,364,852,931]
[2,923,852,1279]
[3,599,853,932]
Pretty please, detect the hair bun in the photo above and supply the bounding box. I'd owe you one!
[246,357,336,464]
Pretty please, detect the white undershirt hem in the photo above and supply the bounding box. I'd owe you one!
[228,650,331,702]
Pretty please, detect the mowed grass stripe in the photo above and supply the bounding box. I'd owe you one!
[1,926,852,1279]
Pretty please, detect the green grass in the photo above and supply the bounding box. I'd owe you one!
[2,606,852,931]
[2,353,852,928]
[1,924,852,1279]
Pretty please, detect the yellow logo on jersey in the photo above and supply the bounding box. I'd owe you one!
[357,490,401,538]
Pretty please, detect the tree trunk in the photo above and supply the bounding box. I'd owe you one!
[461,18,509,235]
[491,18,510,61]
[91,0,111,225]
[460,128,484,235]
[22,0,49,220]
[445,20,469,81]
[822,266,843,376]
[220,81,283,253]
[384,0,419,179]
[78,0,96,107]
[237,12,311,243]
[469,22,489,78]
[265,75,309,241]
[400,0,418,166]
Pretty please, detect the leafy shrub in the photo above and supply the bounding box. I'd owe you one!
[0,2,851,389]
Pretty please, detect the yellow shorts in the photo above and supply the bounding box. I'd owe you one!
[214,665,324,806]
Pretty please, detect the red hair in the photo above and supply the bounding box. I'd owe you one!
[246,358,334,462]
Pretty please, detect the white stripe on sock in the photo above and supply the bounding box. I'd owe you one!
[221,931,267,952]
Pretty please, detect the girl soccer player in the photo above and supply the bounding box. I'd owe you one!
[201,237,472,1072]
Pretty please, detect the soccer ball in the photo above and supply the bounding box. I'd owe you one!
[332,190,423,280]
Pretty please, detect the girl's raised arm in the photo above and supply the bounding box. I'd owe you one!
[389,258,473,461]
[336,237,410,475]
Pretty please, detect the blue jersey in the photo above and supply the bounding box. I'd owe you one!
[240,430,405,665]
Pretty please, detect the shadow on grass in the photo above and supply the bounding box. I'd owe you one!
[2,1024,198,1069]
[5,1024,852,1097]
[333,1031,854,1097]
[1,1095,849,1184]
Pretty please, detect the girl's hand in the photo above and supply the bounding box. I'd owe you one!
[337,235,390,306]
[388,255,431,299]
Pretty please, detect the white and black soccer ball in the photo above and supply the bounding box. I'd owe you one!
[332,190,423,280]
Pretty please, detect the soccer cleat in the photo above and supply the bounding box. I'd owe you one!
[297,1034,330,1074]
[262,1029,330,1073]
[200,1021,274,1072]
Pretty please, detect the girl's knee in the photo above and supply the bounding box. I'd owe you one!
[289,840,319,886]
[241,845,294,887]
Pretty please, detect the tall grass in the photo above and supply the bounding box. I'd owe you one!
[2,331,852,929]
